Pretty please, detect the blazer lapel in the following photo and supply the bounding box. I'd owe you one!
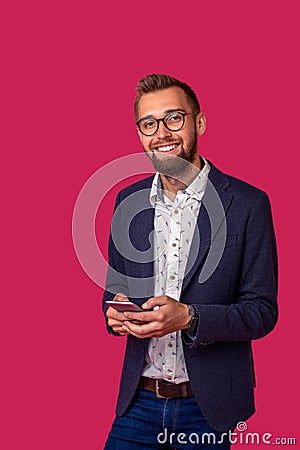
[127,188,155,299]
[182,163,233,293]
[139,205,155,280]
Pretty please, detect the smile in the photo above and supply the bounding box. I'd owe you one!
[155,143,179,152]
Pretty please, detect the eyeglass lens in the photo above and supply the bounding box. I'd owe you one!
[139,112,185,136]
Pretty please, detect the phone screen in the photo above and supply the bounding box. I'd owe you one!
[106,301,143,313]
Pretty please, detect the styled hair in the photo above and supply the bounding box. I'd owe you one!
[134,73,201,120]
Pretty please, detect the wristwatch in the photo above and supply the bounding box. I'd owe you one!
[187,305,199,335]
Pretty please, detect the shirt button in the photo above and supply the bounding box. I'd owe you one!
[172,242,176,247]
[174,209,179,214]
[170,275,175,280]
[168,343,173,348]
[167,375,173,380]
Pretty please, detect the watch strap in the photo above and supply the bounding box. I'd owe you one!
[187,305,199,335]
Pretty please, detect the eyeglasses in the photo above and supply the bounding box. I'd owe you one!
[136,110,199,136]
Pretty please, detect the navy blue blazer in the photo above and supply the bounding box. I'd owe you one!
[102,160,278,432]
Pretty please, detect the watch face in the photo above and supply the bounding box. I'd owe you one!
[188,315,199,334]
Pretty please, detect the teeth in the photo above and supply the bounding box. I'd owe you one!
[157,144,178,152]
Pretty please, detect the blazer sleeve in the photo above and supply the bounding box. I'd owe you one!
[102,192,130,335]
[188,191,278,348]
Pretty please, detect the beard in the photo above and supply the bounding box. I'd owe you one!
[144,134,198,178]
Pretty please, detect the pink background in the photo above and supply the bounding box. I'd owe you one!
[2,1,299,448]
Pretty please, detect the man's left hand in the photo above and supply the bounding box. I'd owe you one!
[121,296,191,338]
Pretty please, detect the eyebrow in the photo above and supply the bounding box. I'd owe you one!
[138,109,186,121]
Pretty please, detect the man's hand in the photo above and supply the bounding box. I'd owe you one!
[106,293,147,335]
[106,293,130,335]
[121,296,191,339]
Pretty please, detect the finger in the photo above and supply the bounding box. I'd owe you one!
[122,323,160,339]
[106,307,127,321]
[109,319,129,335]
[123,320,158,337]
[123,310,156,322]
[142,296,173,310]
[112,327,129,335]
[108,318,125,327]
[114,293,129,302]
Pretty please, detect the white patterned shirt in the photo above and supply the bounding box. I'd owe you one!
[141,158,210,383]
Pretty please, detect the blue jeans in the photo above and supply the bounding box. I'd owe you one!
[105,389,231,449]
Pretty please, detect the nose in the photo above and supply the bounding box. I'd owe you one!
[156,119,172,139]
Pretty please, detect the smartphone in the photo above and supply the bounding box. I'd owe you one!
[106,300,143,313]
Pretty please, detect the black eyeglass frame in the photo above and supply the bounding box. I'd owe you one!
[136,110,200,136]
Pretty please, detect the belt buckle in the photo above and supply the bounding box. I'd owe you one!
[155,380,172,399]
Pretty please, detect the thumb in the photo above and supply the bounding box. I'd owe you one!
[142,296,169,310]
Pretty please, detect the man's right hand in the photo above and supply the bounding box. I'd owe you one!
[106,293,130,335]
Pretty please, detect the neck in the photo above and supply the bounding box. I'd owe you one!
[159,154,202,199]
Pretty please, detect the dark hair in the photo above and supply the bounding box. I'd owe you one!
[134,73,200,120]
[134,73,201,120]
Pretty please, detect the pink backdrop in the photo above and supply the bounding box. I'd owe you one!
[2,1,299,448]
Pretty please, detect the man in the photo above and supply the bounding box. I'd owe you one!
[102,74,278,449]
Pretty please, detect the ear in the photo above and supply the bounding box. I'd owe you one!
[196,112,206,136]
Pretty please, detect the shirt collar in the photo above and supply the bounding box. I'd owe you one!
[149,172,163,207]
[149,157,210,206]
[184,158,210,200]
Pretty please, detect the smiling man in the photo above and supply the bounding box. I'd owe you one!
[102,74,278,449]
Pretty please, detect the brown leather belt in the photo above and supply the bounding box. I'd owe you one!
[141,377,193,399]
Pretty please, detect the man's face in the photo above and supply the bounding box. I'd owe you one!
[137,87,205,176]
